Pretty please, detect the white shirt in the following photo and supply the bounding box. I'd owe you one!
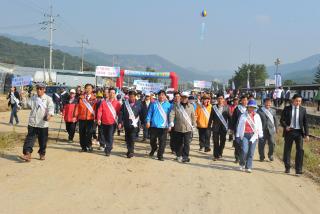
[275,89,283,98]
[290,105,300,129]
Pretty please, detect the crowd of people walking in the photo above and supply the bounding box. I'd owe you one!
[11,83,309,175]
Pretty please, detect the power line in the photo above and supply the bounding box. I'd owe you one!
[14,0,46,15]
[0,23,39,30]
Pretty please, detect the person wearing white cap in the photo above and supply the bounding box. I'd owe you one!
[62,89,79,143]
[169,92,196,163]
[20,83,54,162]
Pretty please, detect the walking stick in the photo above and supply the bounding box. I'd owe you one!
[56,115,63,143]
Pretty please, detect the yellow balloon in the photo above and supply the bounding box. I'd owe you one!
[201,10,207,17]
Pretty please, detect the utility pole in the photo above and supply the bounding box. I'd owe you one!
[78,39,89,72]
[40,4,59,84]
[43,58,46,82]
[62,55,65,70]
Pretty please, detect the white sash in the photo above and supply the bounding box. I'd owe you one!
[261,107,274,125]
[82,98,95,116]
[156,101,168,127]
[177,104,193,129]
[201,104,210,120]
[54,93,60,99]
[11,93,20,105]
[36,97,47,111]
[106,100,117,122]
[261,107,275,131]
[213,105,228,130]
[246,113,258,135]
[124,101,139,127]
[238,105,246,114]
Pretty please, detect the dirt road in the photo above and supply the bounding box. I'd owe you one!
[0,110,320,214]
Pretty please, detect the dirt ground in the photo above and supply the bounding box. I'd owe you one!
[0,110,320,214]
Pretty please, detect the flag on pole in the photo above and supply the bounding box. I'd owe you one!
[232,81,235,90]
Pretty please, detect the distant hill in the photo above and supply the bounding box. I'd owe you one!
[4,34,231,81]
[267,54,320,84]
[0,36,94,71]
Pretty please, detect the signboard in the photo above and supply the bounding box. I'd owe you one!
[124,70,170,78]
[193,80,212,89]
[133,79,149,86]
[265,79,275,86]
[136,82,164,92]
[12,76,32,87]
[95,66,120,77]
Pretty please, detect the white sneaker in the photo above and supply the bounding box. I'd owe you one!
[177,156,183,163]
[246,169,252,173]
[239,166,244,171]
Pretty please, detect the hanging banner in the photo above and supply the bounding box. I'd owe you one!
[124,70,170,78]
[11,76,33,87]
[193,80,212,89]
[136,82,164,92]
[95,66,120,77]
[275,74,282,88]
[133,79,149,86]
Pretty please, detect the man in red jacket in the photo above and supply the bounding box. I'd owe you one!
[62,89,78,143]
[97,87,121,156]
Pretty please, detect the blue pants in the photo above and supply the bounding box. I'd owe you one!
[10,104,19,124]
[240,133,257,169]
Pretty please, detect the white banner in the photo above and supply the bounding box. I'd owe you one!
[275,74,282,88]
[12,76,33,87]
[95,66,120,77]
[136,82,164,92]
[133,79,149,86]
[194,80,212,89]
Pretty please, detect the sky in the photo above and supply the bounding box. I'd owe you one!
[1,0,320,72]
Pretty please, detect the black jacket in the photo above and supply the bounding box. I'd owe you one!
[141,100,151,125]
[208,105,230,133]
[7,91,20,107]
[280,105,309,137]
[230,106,245,132]
[118,100,144,128]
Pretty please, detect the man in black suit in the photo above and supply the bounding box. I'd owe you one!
[280,94,309,175]
[208,93,231,160]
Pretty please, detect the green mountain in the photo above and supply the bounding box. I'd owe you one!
[266,54,320,84]
[0,36,94,71]
[4,34,232,81]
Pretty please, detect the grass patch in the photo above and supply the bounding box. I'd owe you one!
[275,128,320,178]
[0,132,25,150]
[309,125,320,136]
